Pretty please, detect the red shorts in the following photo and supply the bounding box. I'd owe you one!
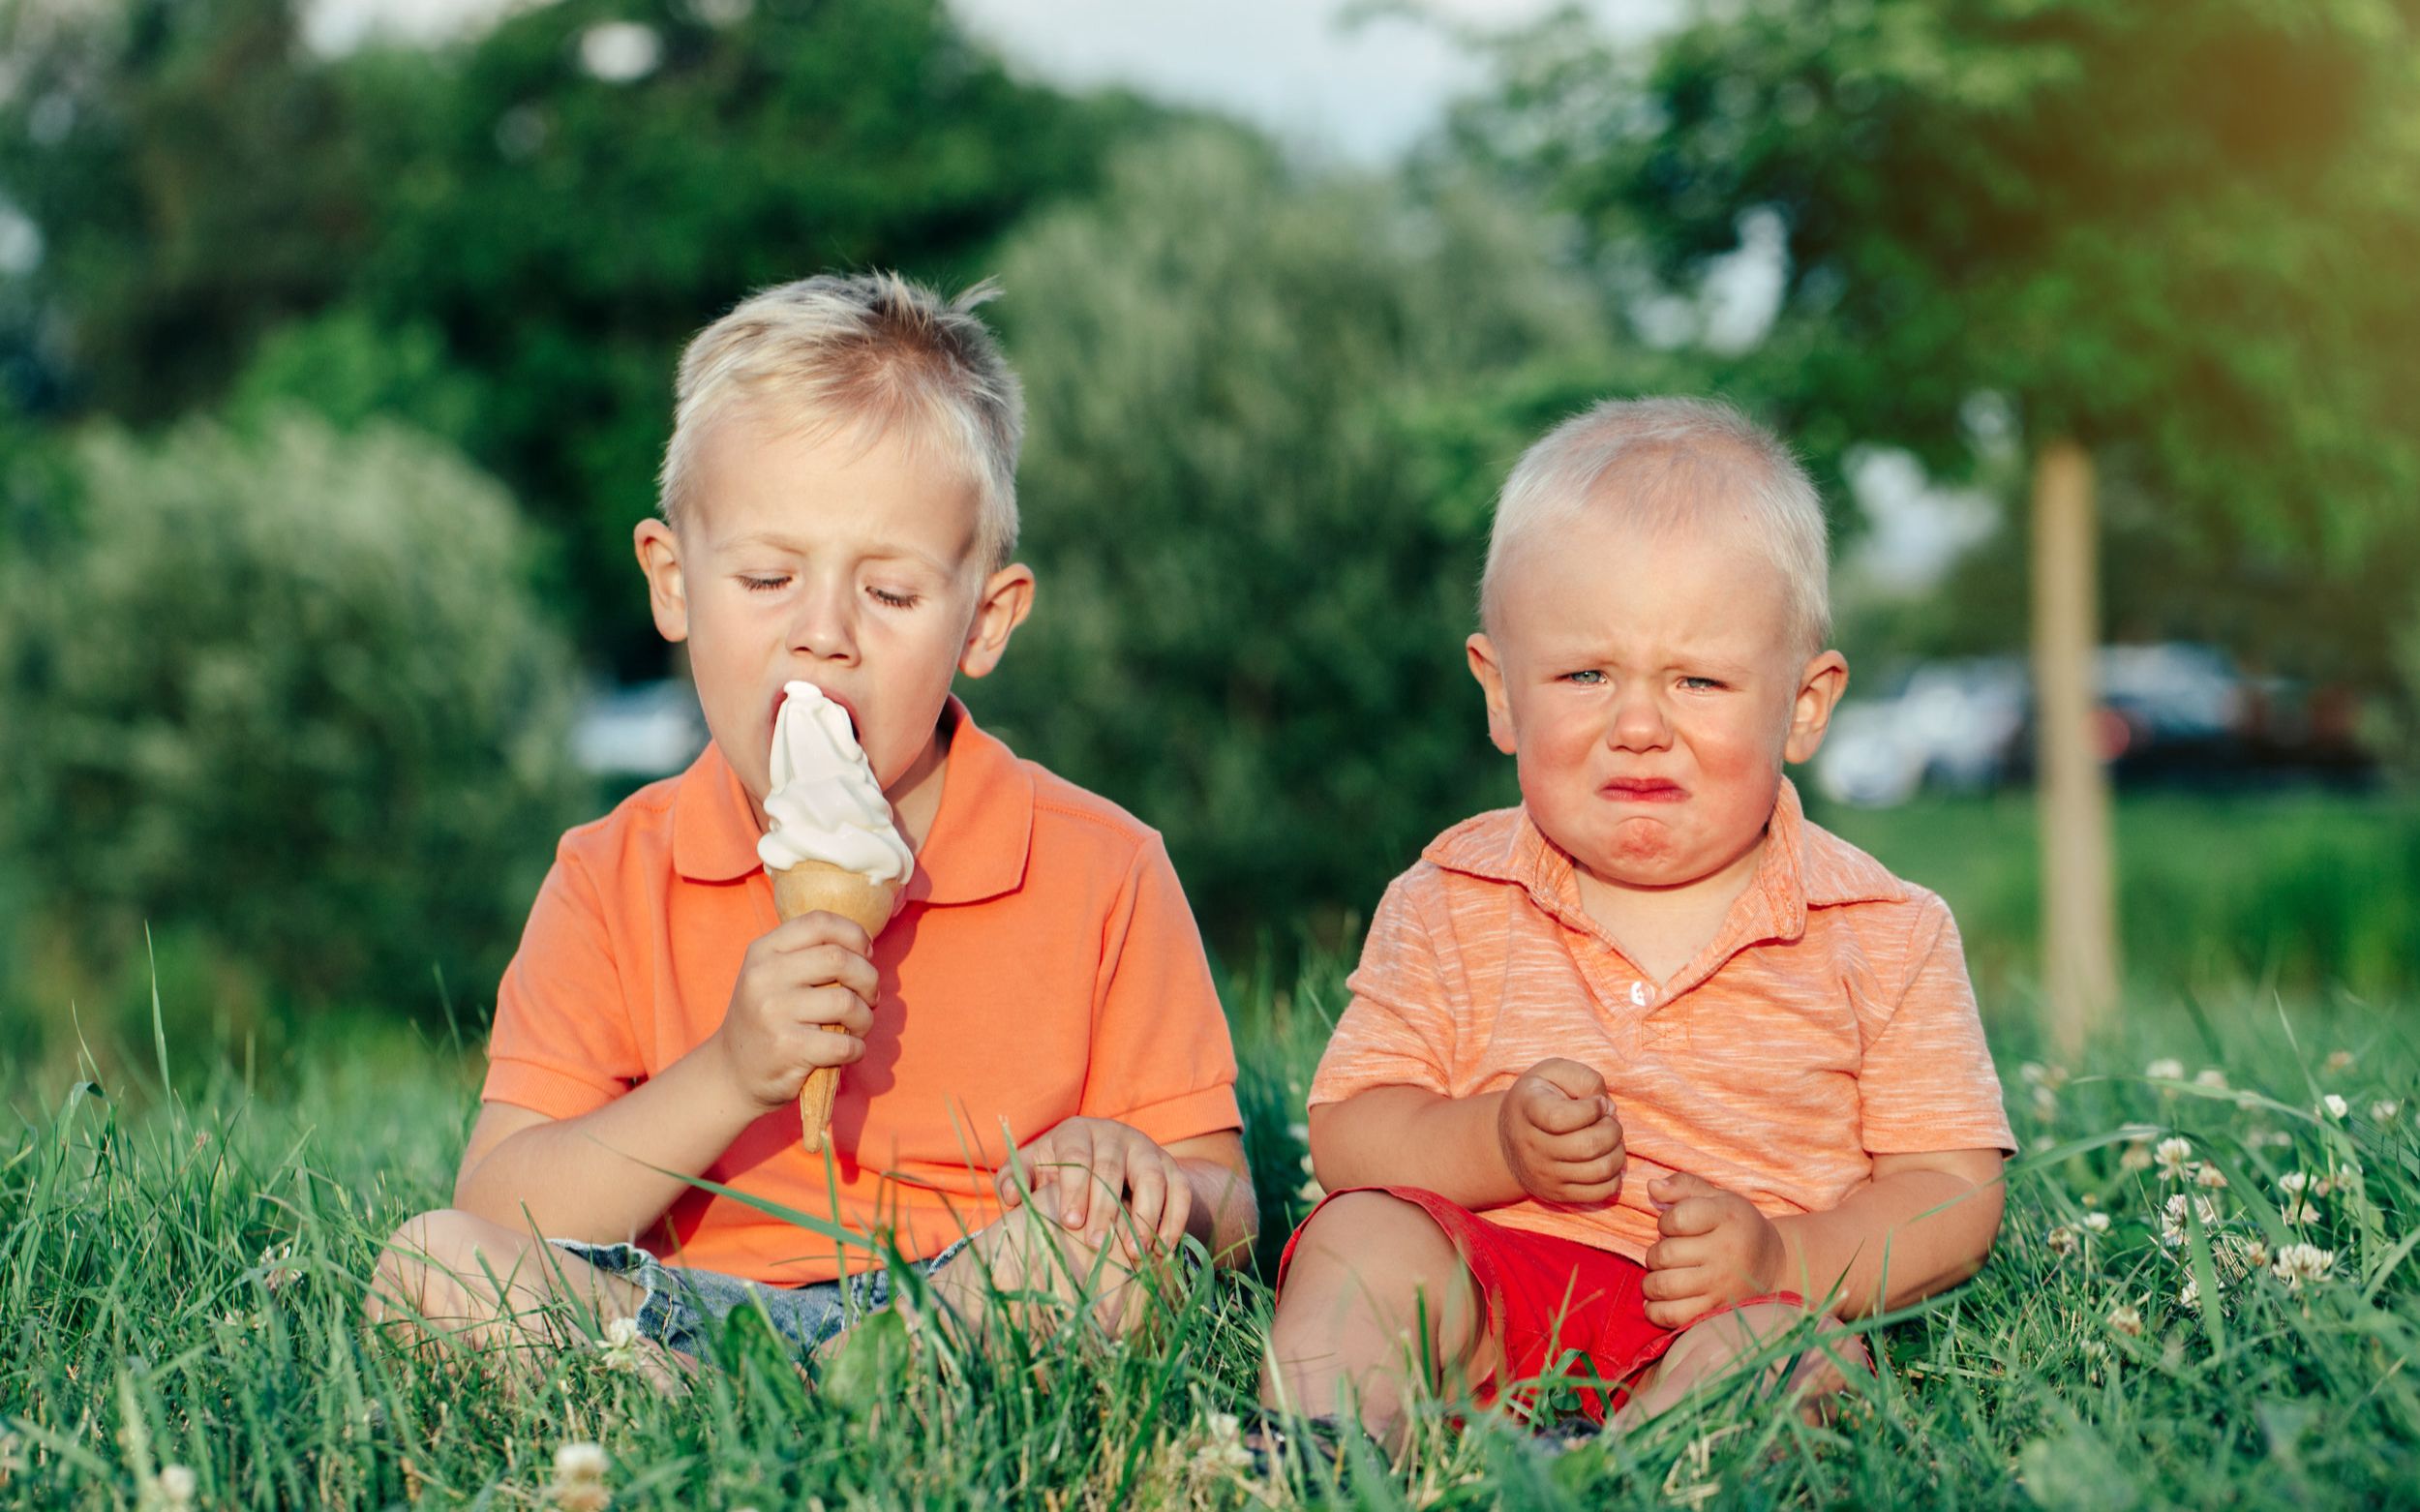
[1276,1186,1804,1425]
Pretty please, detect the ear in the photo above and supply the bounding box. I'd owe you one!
[1782,649,1851,764]
[634,518,690,643]
[957,561,1037,679]
[1467,633,1517,755]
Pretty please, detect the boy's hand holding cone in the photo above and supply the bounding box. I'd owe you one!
[758,681,914,1153]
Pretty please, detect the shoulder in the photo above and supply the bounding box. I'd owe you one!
[551,774,682,888]
[1796,814,1920,913]
[1022,760,1165,871]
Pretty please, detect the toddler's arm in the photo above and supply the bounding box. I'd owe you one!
[1310,1057,1626,1211]
[1641,1147,2004,1325]
[453,909,878,1243]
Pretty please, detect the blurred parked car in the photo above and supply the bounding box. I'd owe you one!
[570,679,707,777]
[1814,644,2372,807]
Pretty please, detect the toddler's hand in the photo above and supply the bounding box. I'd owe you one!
[712,912,879,1110]
[995,1117,1193,1258]
[1497,1057,1625,1207]
[1641,1171,1787,1328]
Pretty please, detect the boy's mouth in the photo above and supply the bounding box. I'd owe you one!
[1601,777,1685,802]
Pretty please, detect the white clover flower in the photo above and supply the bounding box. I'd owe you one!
[2032,1084,2059,1114]
[2155,1136,2193,1179]
[553,1442,608,1481]
[2107,1303,2143,1337]
[2371,1101,2401,1123]
[2083,1212,2112,1234]
[2119,1141,2155,1173]
[157,1465,197,1509]
[2145,1058,2185,1082]
[596,1315,643,1373]
[2194,1068,2228,1090]
[2161,1194,2221,1246]
[2180,1273,2208,1312]
[2282,1198,2319,1225]
[2241,1240,2272,1273]
[2046,1225,2077,1257]
[2194,1164,2229,1191]
[2271,1243,2337,1290]
[2322,1094,2349,1120]
[2312,1175,2337,1199]
[2279,1170,2310,1195]
[1192,1410,1253,1474]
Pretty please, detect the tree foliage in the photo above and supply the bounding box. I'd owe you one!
[1454,0,2420,681]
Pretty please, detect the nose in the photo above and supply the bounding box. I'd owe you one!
[787,571,858,665]
[1605,677,1672,752]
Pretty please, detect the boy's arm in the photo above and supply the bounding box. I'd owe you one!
[459,909,880,1242]
[452,1046,768,1243]
[1164,1130,1259,1265]
[1771,1147,2006,1317]
[1641,1147,2005,1326]
[1309,1058,1626,1212]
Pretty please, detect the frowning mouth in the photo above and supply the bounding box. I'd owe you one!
[1601,779,1685,802]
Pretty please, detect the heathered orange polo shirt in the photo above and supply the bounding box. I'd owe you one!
[482,698,1242,1285]
[1308,779,2013,1265]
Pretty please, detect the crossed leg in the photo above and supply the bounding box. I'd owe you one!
[1616,1301,1871,1426]
[365,1209,689,1391]
[1257,1192,1500,1448]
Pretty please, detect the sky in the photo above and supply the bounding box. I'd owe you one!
[305,0,1674,165]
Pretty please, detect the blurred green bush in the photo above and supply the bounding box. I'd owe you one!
[0,412,584,1024]
[973,130,1642,953]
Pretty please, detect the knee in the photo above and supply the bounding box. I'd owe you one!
[368,1209,509,1317]
[1288,1194,1456,1287]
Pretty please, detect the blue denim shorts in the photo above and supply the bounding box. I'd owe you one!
[553,1236,972,1360]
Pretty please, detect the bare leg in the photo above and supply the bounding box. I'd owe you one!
[365,1209,689,1391]
[1255,1193,1499,1447]
[1614,1302,1869,1426]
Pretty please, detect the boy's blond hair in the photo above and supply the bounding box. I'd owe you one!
[1480,396,1830,655]
[658,272,1025,570]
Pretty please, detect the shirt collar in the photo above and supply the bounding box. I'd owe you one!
[1425,777,1906,943]
[671,695,1032,906]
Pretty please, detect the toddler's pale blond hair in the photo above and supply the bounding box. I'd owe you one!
[1480,396,1831,656]
[658,272,1024,570]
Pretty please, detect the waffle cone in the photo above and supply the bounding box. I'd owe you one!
[770,861,902,1152]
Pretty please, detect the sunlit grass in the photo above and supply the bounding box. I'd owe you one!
[4,962,2417,1507]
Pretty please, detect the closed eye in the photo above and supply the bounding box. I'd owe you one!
[868,587,920,609]
[740,575,789,593]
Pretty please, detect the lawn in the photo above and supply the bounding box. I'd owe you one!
[5,792,2419,1507]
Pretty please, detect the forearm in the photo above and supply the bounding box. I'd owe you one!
[1310,1086,1526,1211]
[453,1046,766,1243]
[1179,1157,1260,1267]
[1772,1166,2005,1318]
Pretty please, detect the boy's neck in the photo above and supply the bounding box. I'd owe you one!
[1571,827,1770,986]
[882,706,957,855]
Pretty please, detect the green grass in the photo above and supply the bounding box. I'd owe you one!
[5,959,2419,1508]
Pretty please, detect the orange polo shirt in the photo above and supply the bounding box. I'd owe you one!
[482,698,1242,1285]
[1309,779,2012,1265]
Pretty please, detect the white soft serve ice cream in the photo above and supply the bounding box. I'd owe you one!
[756,681,916,883]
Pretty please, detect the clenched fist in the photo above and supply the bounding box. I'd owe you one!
[1497,1057,1625,1207]
[711,911,879,1110]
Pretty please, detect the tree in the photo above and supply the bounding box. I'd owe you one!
[1458,0,2420,1045]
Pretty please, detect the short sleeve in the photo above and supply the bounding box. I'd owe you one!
[1858,894,2016,1156]
[1074,835,1242,1144]
[481,853,648,1120]
[1307,873,1460,1107]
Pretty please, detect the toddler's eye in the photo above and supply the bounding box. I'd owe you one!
[1563,670,1606,685]
[740,575,789,593]
[867,587,920,610]
[1679,676,1723,691]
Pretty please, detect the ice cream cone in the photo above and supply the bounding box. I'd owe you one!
[771,860,902,1153]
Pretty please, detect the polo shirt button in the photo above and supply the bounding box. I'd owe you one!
[1629,981,1649,1007]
